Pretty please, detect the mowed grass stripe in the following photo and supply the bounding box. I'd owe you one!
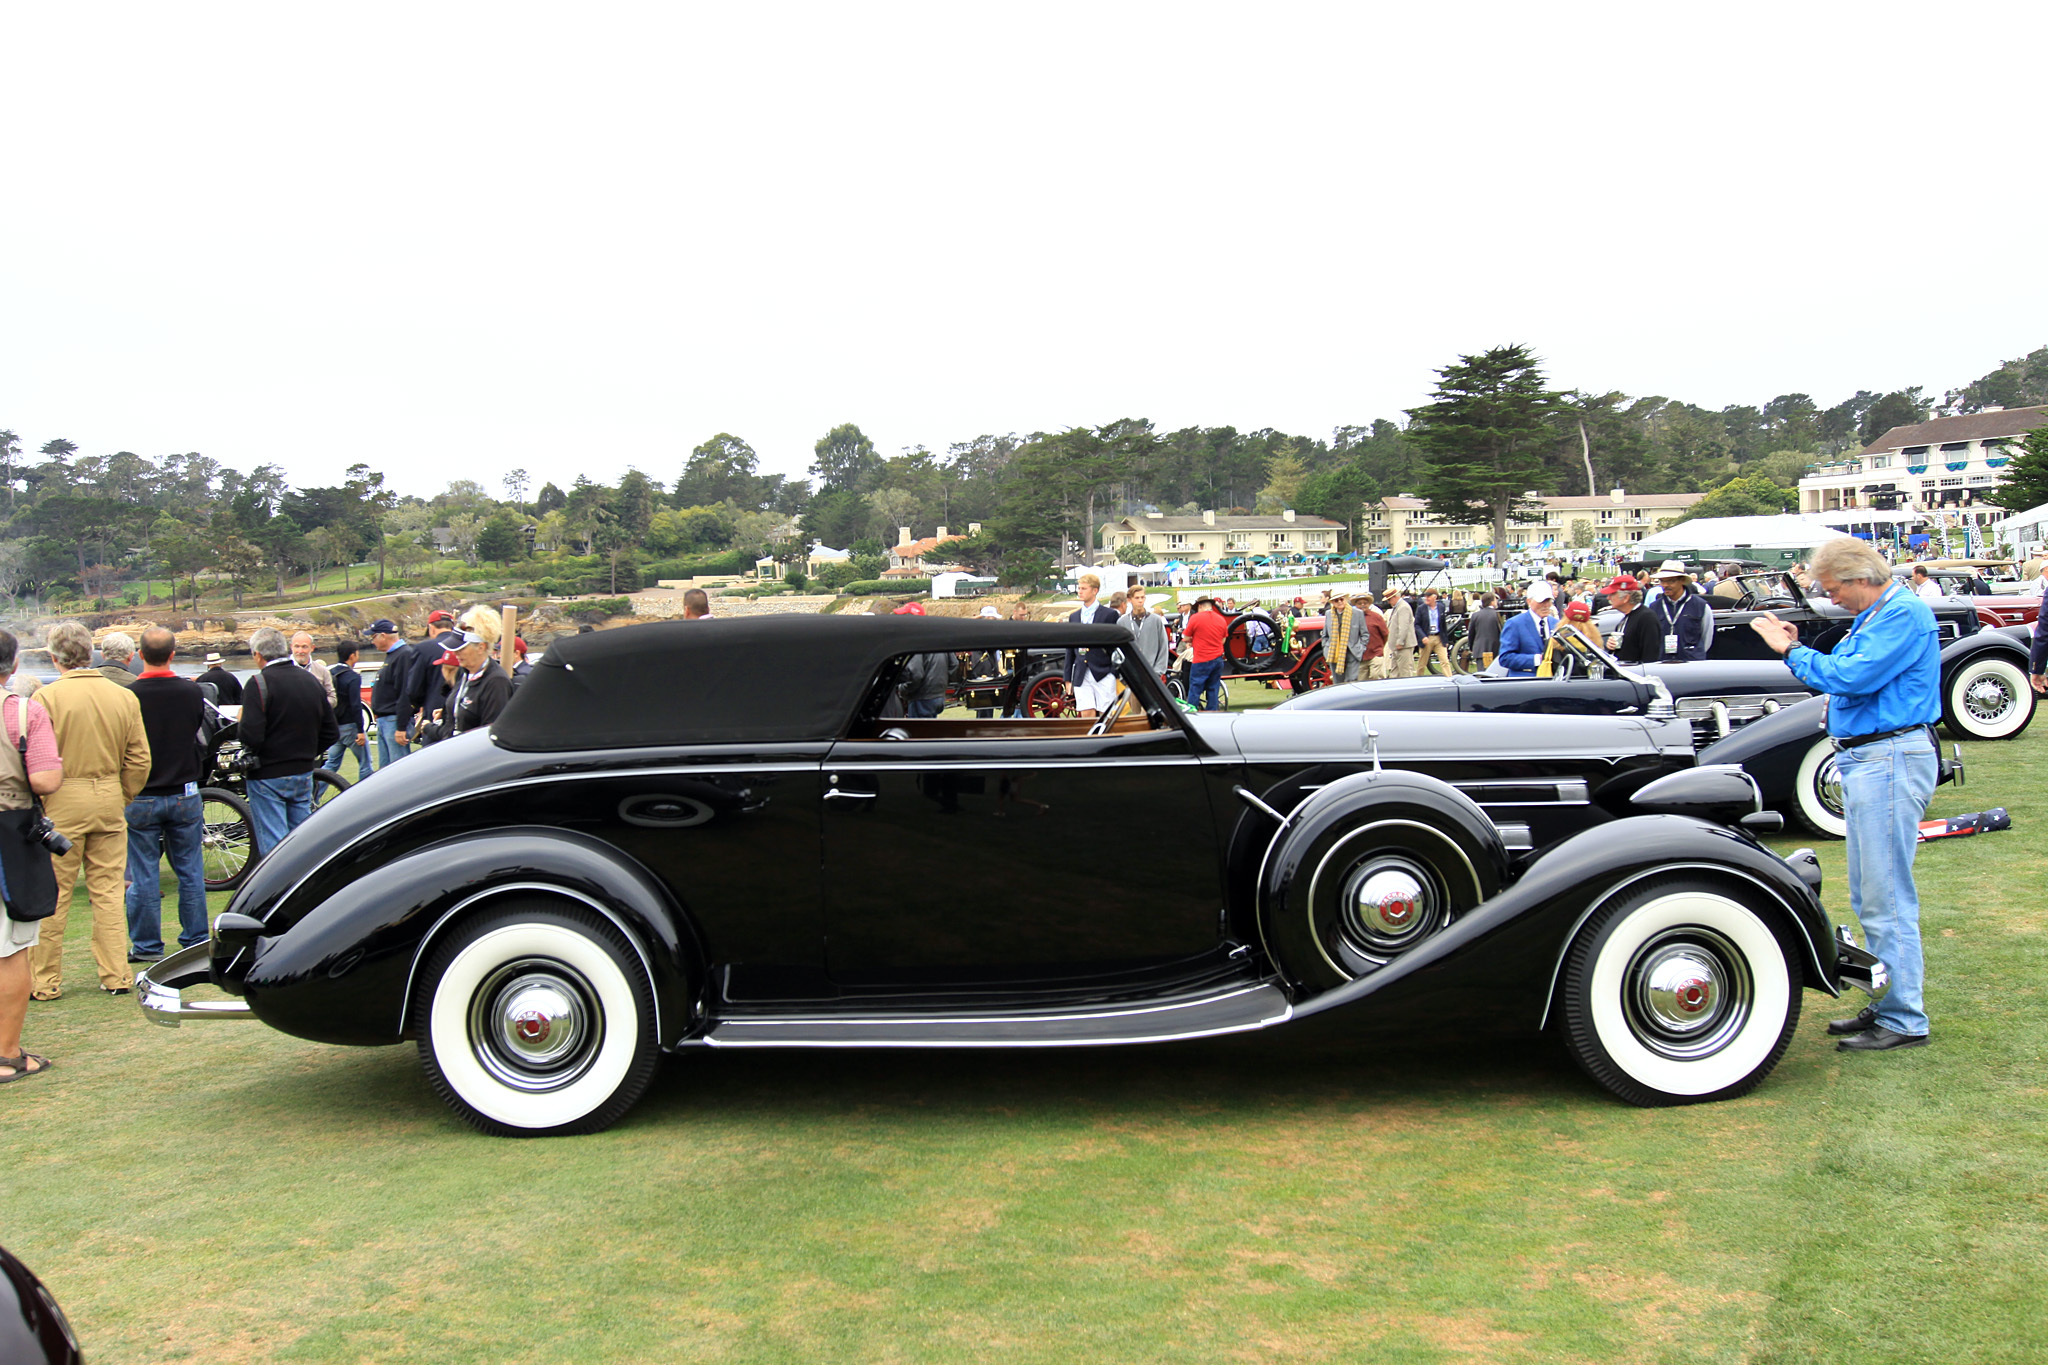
[1,732,2041,1363]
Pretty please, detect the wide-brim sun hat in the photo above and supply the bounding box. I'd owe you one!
[203,652,224,664]
[1654,559,1691,579]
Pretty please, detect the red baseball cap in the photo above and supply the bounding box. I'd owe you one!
[1563,602,1592,622]
[427,610,455,624]
[433,647,462,666]
[1599,576,1640,594]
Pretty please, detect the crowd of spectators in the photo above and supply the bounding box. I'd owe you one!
[0,605,528,1081]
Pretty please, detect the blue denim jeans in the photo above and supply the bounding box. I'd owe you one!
[325,724,374,781]
[375,715,409,769]
[125,792,209,954]
[1189,658,1226,711]
[1837,729,1938,1036]
[246,773,315,857]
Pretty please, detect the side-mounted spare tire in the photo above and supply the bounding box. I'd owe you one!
[1258,769,1508,993]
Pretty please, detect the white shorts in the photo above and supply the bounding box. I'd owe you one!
[1,912,39,958]
[1073,673,1119,713]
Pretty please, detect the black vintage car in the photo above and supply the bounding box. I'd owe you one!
[139,617,1884,1136]
[0,1245,84,1365]
[1274,630,1965,840]
[1605,574,2036,743]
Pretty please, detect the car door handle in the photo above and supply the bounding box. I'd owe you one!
[823,787,875,801]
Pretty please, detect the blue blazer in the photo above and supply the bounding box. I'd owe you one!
[1066,604,1119,682]
[1496,611,1552,675]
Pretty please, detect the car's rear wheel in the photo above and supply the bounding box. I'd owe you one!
[1941,655,2033,741]
[1559,879,1800,1106]
[199,788,255,892]
[1790,737,1847,838]
[416,901,659,1137]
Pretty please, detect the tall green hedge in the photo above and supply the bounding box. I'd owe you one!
[843,578,929,596]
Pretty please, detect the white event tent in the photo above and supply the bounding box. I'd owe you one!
[1634,515,1855,556]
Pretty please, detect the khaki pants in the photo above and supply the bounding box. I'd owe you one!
[1418,635,1453,676]
[1387,648,1416,679]
[1366,656,1387,680]
[29,783,132,996]
[1480,652,1496,671]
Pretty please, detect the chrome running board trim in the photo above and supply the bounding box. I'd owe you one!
[704,982,1291,1048]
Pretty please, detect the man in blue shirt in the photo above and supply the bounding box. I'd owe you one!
[1751,538,1940,1052]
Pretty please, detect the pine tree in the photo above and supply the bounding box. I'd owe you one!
[1406,346,1563,556]
[1994,423,2048,514]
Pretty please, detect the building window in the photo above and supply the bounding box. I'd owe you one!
[1939,478,1963,488]
[1166,533,1186,549]
[1305,533,1330,549]
[1969,474,1994,485]
[1869,455,1890,468]
[1269,534,1292,549]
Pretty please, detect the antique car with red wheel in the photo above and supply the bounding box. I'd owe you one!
[1166,605,1333,700]
[139,616,1884,1136]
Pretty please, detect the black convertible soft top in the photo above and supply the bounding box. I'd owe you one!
[493,615,1136,750]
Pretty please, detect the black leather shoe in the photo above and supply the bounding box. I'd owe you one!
[1827,1007,1877,1036]
[1837,1025,1928,1052]
[128,952,162,964]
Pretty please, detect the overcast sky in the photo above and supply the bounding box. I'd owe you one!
[4,3,2043,502]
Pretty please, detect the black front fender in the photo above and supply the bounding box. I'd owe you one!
[236,827,703,1048]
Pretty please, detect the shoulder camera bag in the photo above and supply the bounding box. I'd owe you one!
[0,693,61,921]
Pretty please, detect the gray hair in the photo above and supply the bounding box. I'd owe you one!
[100,631,136,662]
[47,621,94,670]
[1809,538,1892,586]
[250,627,289,661]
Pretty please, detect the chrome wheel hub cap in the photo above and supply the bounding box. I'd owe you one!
[1965,676,2013,721]
[470,962,602,1091]
[1623,929,1754,1059]
[1338,860,1439,956]
[1817,756,1845,816]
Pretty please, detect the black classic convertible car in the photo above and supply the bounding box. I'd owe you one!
[139,617,1884,1136]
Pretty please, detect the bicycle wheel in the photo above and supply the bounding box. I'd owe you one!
[200,787,256,892]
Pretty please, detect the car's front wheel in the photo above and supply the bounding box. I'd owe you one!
[1942,654,2033,741]
[1790,737,1847,838]
[1559,879,1800,1106]
[416,901,659,1137]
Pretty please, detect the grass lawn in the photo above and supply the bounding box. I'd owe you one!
[3,736,2043,1363]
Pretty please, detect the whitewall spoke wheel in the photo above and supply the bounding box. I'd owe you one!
[1560,880,1799,1106]
[1943,656,2033,741]
[416,902,658,1136]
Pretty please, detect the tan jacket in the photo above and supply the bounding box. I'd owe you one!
[36,669,151,832]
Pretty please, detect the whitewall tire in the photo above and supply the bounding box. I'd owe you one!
[1942,656,2033,741]
[416,903,659,1137]
[1790,738,1848,839]
[1560,880,1800,1106]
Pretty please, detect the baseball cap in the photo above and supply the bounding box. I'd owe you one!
[457,630,486,646]
[1525,582,1556,603]
[978,605,1000,618]
[427,610,455,624]
[1598,577,1639,595]
[368,618,399,634]
[433,647,462,666]
[513,636,529,655]
[1563,601,1592,622]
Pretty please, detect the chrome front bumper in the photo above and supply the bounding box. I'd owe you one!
[137,942,254,1027]
[1833,925,1891,999]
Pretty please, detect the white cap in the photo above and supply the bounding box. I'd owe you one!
[978,605,1000,618]
[1524,582,1556,603]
